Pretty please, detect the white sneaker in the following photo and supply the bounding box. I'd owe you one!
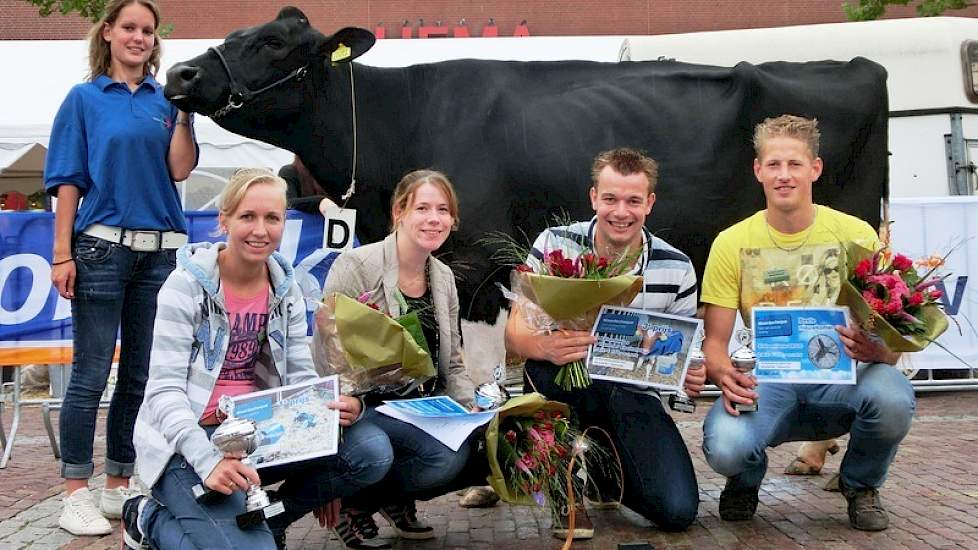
[100,485,142,519]
[59,487,113,536]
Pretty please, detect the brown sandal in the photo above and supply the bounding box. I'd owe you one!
[783,442,840,475]
[784,457,822,475]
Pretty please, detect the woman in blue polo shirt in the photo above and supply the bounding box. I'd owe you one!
[44,0,198,536]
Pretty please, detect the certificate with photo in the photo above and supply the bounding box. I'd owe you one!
[230,375,340,469]
[751,306,856,384]
[587,305,703,392]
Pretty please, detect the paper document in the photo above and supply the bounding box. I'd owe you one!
[230,376,340,468]
[382,396,470,417]
[377,397,495,451]
[752,306,855,384]
[587,305,703,392]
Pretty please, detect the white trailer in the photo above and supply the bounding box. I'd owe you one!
[620,16,978,198]
[622,18,978,387]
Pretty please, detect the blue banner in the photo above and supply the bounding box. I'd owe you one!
[0,210,345,365]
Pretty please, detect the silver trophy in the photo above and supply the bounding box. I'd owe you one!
[669,333,704,414]
[730,328,758,412]
[473,364,511,410]
[192,396,285,528]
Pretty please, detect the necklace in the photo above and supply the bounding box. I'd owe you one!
[765,206,818,253]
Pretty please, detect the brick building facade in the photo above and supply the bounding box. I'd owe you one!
[2,0,977,40]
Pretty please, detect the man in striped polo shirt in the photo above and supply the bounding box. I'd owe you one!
[505,148,704,539]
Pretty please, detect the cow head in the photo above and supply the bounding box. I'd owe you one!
[165,7,374,133]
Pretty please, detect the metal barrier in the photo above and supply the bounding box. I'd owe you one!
[0,367,109,467]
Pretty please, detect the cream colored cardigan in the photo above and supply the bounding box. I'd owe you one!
[323,232,475,405]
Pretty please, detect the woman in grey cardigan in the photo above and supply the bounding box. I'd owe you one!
[324,170,476,547]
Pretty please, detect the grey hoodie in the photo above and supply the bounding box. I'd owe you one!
[133,242,318,488]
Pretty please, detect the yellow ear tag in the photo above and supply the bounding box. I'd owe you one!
[331,43,352,63]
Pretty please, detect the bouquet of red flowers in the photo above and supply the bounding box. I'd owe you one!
[517,249,622,279]
[838,243,949,352]
[509,248,642,390]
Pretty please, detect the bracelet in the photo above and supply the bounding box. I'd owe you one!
[175,112,194,127]
[51,258,74,266]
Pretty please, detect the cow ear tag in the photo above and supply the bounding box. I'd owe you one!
[331,43,352,64]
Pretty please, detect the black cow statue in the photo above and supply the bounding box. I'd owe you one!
[165,6,889,324]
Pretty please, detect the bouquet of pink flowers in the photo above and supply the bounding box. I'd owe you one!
[838,243,949,352]
[485,393,618,519]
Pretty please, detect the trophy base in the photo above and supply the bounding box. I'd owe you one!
[236,501,285,529]
[668,394,696,414]
[734,401,758,412]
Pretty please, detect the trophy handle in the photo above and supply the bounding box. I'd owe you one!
[218,395,236,419]
[492,363,505,382]
[736,328,753,348]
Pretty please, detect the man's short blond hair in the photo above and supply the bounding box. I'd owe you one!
[753,114,820,158]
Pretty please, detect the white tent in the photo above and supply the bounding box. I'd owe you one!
[0,143,46,195]
[0,35,624,207]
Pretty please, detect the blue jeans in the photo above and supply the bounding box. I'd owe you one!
[142,421,393,549]
[345,406,473,508]
[61,234,175,479]
[525,361,700,532]
[702,362,915,491]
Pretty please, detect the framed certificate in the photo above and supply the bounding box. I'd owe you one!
[230,375,340,468]
[751,306,855,384]
[587,305,703,392]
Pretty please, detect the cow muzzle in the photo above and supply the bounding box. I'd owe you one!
[164,62,201,107]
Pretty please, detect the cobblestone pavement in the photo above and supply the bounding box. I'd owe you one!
[2,392,977,549]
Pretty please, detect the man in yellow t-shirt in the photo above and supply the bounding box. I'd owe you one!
[700,115,913,532]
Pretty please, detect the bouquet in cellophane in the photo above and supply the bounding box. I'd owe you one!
[485,393,620,522]
[497,241,642,390]
[311,290,436,395]
[838,242,950,352]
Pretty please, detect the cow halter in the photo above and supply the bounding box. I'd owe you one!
[207,45,310,119]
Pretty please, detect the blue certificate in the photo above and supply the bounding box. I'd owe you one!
[382,396,470,417]
[751,307,855,384]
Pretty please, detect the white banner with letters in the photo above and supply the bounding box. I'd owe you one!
[889,197,977,370]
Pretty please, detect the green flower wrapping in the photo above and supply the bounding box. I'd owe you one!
[311,292,437,394]
[485,393,571,505]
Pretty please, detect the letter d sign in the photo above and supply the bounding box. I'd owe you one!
[322,204,357,253]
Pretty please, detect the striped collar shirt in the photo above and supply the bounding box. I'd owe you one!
[526,217,698,317]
